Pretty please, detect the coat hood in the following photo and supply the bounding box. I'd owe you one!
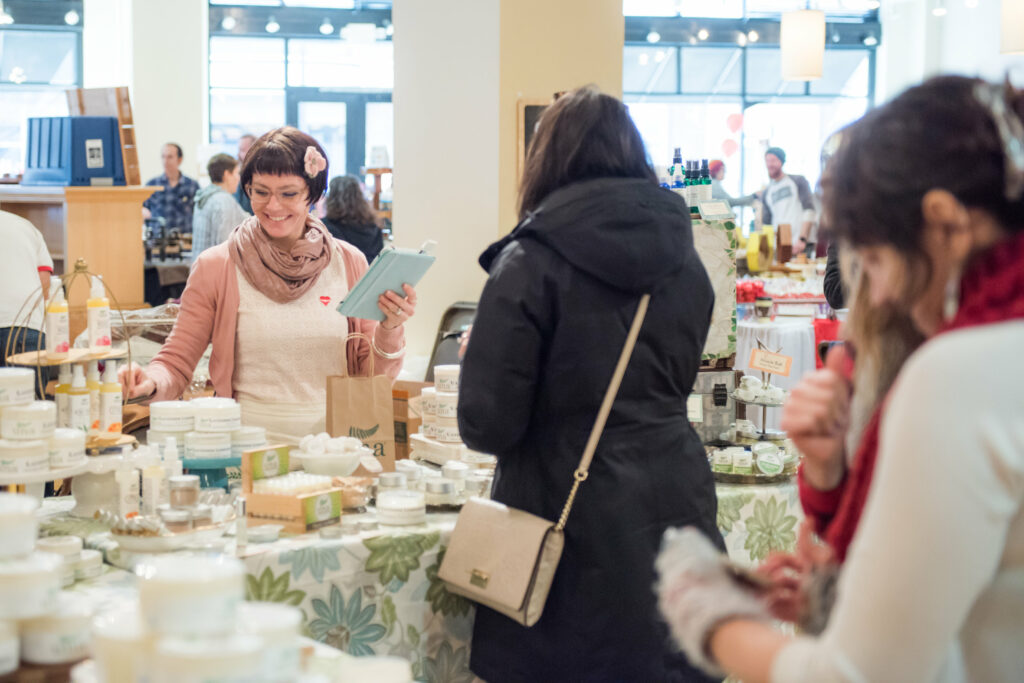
[195,184,224,210]
[480,178,696,293]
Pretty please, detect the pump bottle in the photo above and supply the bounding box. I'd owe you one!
[44,280,69,360]
[87,361,101,432]
[87,276,112,353]
[68,365,90,432]
[55,365,72,428]
[100,360,123,433]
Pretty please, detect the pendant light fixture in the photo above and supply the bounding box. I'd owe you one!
[1003,0,1024,54]
[781,9,826,80]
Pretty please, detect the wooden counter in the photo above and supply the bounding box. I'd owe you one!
[0,185,156,322]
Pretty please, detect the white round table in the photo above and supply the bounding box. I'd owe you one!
[735,319,816,430]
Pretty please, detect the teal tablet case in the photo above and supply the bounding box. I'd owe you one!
[336,246,436,321]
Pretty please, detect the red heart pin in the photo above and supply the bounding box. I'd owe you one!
[319,296,330,306]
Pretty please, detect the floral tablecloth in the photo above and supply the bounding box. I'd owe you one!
[715,478,802,568]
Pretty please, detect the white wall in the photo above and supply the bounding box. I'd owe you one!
[82,0,133,90]
[878,0,1024,102]
[392,0,502,361]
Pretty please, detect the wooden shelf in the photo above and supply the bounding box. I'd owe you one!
[6,346,129,367]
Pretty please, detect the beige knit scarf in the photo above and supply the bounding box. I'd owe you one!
[229,214,332,304]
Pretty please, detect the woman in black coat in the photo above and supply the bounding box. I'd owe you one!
[458,87,724,682]
[321,174,385,263]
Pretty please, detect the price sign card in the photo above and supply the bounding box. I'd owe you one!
[748,348,793,377]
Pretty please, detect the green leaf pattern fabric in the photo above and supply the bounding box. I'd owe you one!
[716,481,803,567]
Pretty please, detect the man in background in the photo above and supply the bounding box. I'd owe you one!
[192,153,248,259]
[234,133,256,214]
[761,147,817,256]
[0,210,53,395]
[143,143,200,235]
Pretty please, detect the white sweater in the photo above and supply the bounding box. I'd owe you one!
[772,320,1024,682]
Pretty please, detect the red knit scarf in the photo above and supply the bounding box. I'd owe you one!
[808,230,1024,562]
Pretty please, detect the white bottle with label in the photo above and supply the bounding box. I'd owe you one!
[86,361,101,432]
[55,365,72,429]
[115,462,139,517]
[99,360,122,434]
[141,455,166,516]
[44,280,69,360]
[87,276,112,354]
[68,365,91,433]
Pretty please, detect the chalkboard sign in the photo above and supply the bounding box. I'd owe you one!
[517,98,552,178]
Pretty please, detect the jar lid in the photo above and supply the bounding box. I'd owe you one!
[159,509,190,523]
[442,461,469,479]
[36,535,83,557]
[50,428,87,445]
[425,480,455,494]
[149,401,195,415]
[378,472,407,488]
[0,550,62,575]
[168,475,200,489]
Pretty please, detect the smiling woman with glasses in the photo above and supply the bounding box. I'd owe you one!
[118,127,416,442]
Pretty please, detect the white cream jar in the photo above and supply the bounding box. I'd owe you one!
[148,401,196,432]
[184,431,232,459]
[0,492,38,558]
[237,602,302,682]
[20,592,93,665]
[190,398,241,433]
[1,401,57,441]
[49,428,87,468]
[137,555,244,637]
[0,552,61,619]
[0,439,49,475]
[152,634,261,683]
[0,368,34,407]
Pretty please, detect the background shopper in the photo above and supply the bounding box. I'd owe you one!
[322,174,385,264]
[143,142,200,235]
[459,86,722,683]
[657,75,1024,683]
[120,127,415,442]
[761,147,818,256]
[191,153,249,259]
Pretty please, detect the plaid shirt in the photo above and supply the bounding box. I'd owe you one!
[144,173,200,233]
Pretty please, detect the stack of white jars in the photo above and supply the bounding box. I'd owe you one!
[0,369,72,476]
[98,555,302,683]
[431,365,461,444]
[149,398,266,461]
[0,493,94,674]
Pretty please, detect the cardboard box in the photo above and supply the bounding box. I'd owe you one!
[393,380,430,461]
[241,445,342,533]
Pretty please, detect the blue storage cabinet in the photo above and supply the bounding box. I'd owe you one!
[22,116,126,186]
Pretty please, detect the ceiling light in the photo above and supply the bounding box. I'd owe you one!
[867,0,881,8]
[697,28,709,41]
[831,27,841,43]
[964,0,978,7]
[0,2,12,25]
[638,53,649,66]
[654,49,666,62]
[8,67,26,84]
[737,32,748,46]
[319,18,334,35]
[862,33,878,46]
[932,0,947,16]
[688,35,698,45]
[64,9,80,26]
[265,16,280,33]
[646,30,661,43]
[747,29,759,42]
[221,15,237,31]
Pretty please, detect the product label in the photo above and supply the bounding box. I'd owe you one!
[152,415,195,431]
[69,395,90,432]
[101,390,123,432]
[87,306,112,349]
[249,446,289,480]
[303,491,341,529]
[144,594,240,639]
[3,416,56,438]
[22,629,91,665]
[84,138,104,168]
[755,452,784,475]
[0,386,34,405]
[196,416,242,432]
[55,393,70,429]
[49,445,84,468]
[748,349,793,377]
[45,311,70,356]
[712,449,733,474]
[732,450,753,475]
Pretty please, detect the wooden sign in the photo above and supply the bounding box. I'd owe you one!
[748,348,793,377]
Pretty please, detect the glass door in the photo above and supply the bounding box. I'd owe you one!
[297,101,347,176]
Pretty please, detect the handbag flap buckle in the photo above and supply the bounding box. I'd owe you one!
[470,569,489,588]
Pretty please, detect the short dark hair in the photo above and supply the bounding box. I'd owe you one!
[207,153,238,184]
[826,75,1024,252]
[164,142,183,160]
[518,86,656,219]
[239,127,328,205]
[325,175,381,227]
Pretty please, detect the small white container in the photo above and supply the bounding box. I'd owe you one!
[464,472,492,499]
[433,365,460,393]
[442,460,470,494]
[49,428,87,468]
[236,602,302,681]
[460,446,496,470]
[435,417,461,443]
[230,426,267,457]
[20,592,93,665]
[424,479,457,507]
[0,368,34,407]
[0,552,62,619]
[0,619,16,675]
[419,387,437,417]
[1,400,56,440]
[153,634,261,683]
[190,398,242,433]
[148,401,196,433]
[337,655,414,683]
[378,490,426,526]
[146,429,190,456]
[75,549,103,581]
[378,472,407,492]
[37,535,82,587]
[435,391,458,419]
[137,555,244,637]
[0,493,39,558]
[0,438,48,474]
[395,460,423,490]
[183,431,232,459]
[91,603,149,683]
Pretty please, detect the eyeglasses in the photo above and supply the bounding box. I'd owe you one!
[247,185,308,205]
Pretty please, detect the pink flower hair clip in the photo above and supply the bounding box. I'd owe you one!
[304,146,327,178]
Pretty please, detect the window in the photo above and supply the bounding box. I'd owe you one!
[287,39,393,90]
[624,46,678,94]
[209,88,286,145]
[209,36,285,88]
[208,37,287,147]
[810,49,870,96]
[744,48,807,96]
[0,87,68,177]
[681,47,742,95]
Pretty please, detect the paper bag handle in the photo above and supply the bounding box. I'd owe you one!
[342,332,377,377]
[555,293,651,532]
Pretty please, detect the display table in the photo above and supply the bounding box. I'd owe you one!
[716,478,802,568]
[735,319,816,430]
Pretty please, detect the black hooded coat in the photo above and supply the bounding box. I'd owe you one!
[458,178,724,682]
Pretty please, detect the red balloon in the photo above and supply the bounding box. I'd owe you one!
[721,139,739,157]
[726,113,744,133]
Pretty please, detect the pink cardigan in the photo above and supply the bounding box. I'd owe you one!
[146,240,405,402]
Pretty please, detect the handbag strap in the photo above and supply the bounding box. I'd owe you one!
[555,293,651,532]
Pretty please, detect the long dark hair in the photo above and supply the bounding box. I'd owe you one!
[325,175,382,227]
[826,76,1024,252]
[518,86,656,219]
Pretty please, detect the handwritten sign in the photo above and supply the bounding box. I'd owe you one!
[748,348,793,377]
